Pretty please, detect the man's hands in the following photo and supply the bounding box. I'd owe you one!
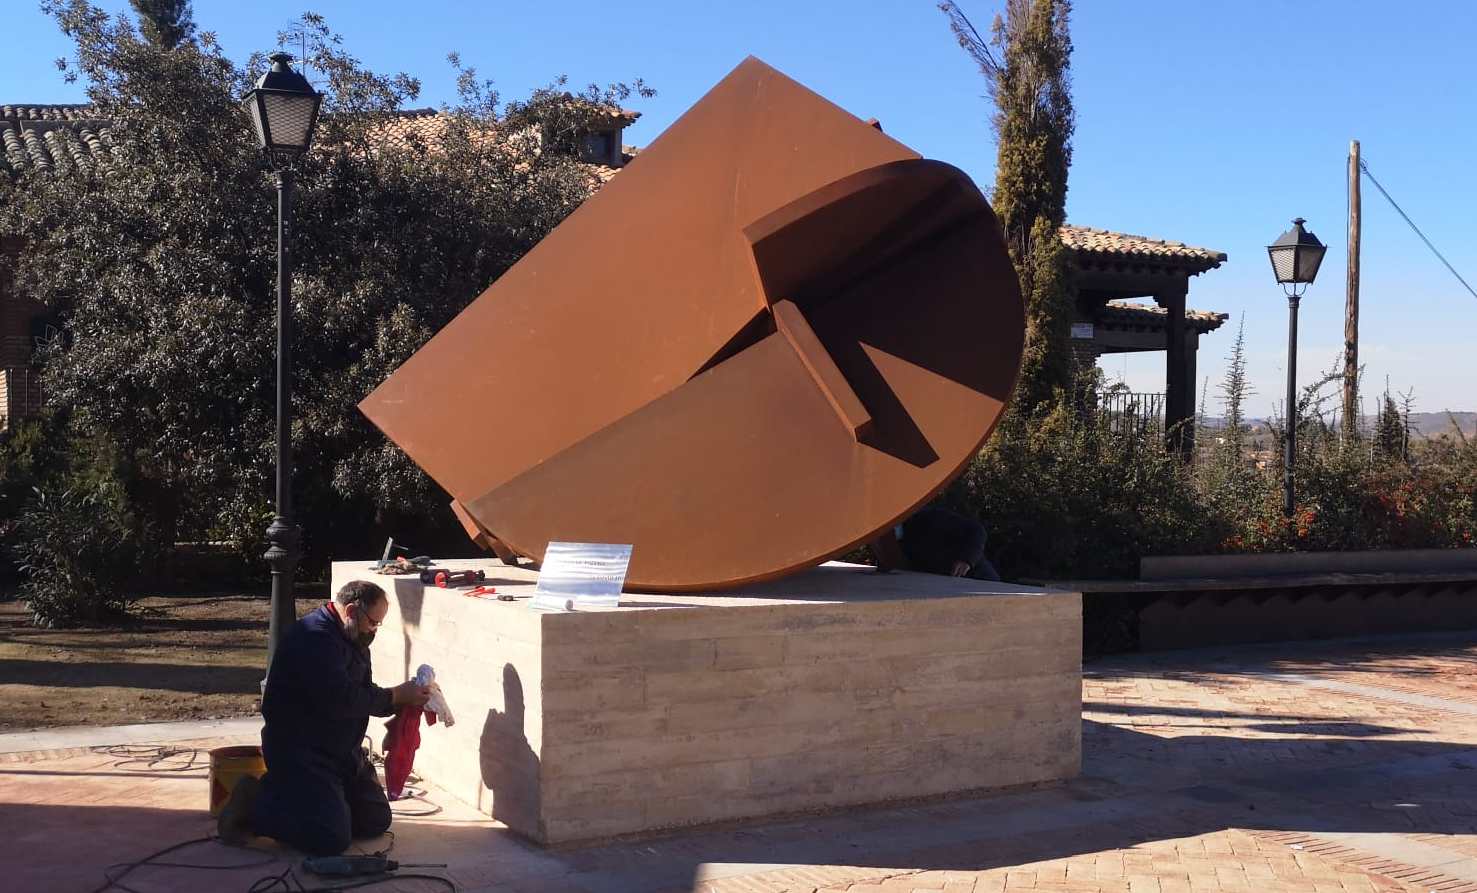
[391,681,432,708]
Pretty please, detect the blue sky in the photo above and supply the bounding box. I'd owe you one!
[4,0,1475,417]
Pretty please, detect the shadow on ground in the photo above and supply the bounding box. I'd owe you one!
[282,723,1477,891]
[20,723,1477,893]
[14,633,1477,892]
[0,658,263,694]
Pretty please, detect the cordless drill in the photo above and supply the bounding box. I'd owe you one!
[302,855,446,876]
[419,568,486,587]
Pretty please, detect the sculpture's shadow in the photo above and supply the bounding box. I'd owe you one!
[478,664,541,834]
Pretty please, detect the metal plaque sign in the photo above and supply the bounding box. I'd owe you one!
[531,542,634,612]
[1070,322,1095,340]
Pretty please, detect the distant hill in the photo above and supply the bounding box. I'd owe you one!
[1200,412,1475,439]
[1408,412,1476,440]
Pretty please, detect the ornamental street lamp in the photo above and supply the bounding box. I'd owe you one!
[1267,217,1328,520]
[243,53,322,671]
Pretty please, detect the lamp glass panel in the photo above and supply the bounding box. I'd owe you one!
[263,92,316,151]
[1295,245,1326,283]
[1269,245,1297,283]
[246,95,269,149]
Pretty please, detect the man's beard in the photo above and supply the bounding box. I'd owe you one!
[356,629,377,648]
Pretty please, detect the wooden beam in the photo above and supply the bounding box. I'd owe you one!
[1092,328,1168,352]
[1074,268,1195,299]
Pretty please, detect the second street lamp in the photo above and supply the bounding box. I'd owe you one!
[243,53,322,672]
[1266,217,1328,520]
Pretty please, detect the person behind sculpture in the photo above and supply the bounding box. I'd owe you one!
[874,506,1001,581]
[217,580,431,854]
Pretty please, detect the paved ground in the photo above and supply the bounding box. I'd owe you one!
[7,632,1477,893]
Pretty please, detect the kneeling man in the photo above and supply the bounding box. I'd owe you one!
[219,580,429,854]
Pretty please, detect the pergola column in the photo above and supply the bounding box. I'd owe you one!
[1184,328,1198,438]
[1160,281,1192,457]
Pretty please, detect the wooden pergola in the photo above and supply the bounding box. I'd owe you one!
[1059,225,1228,454]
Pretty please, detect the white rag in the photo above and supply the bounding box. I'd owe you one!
[413,663,455,728]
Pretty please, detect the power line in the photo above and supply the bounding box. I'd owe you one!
[1360,158,1477,303]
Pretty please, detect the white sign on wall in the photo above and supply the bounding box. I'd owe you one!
[1070,322,1095,340]
[530,542,634,612]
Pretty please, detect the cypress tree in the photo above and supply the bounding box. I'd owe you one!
[128,0,194,49]
[941,0,1076,417]
[1374,391,1407,462]
[1218,316,1252,459]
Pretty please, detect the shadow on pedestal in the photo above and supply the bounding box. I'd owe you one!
[479,664,541,837]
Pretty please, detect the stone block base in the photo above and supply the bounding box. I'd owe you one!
[333,560,1081,845]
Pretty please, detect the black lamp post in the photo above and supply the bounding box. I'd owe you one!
[243,53,322,670]
[1266,217,1328,519]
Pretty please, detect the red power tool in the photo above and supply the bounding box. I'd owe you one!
[420,568,486,588]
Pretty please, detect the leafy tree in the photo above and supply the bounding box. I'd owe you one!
[941,0,1075,417]
[3,3,649,578]
[127,0,194,49]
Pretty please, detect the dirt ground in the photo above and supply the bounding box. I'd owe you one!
[0,587,314,731]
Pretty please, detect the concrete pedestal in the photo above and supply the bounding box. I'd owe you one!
[333,559,1081,845]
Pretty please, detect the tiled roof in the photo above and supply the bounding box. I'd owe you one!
[1060,224,1227,273]
[359,107,448,147]
[1100,300,1228,334]
[544,101,639,124]
[1,104,635,179]
[350,109,626,188]
[1,104,105,122]
[1,104,114,176]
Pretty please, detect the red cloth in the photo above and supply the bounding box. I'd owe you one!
[382,706,430,800]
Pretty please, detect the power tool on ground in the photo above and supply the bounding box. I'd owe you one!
[301,855,447,876]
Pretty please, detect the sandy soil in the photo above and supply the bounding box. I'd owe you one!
[0,588,314,731]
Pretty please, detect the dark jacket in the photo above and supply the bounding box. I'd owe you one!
[261,604,395,774]
[900,507,988,575]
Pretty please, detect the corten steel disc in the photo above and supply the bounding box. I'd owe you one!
[359,57,1024,591]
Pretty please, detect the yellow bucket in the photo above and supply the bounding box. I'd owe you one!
[208,745,266,816]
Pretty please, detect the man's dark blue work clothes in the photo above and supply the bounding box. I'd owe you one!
[252,604,396,855]
[900,507,1001,582]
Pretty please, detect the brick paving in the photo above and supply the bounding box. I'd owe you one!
[6,632,1477,892]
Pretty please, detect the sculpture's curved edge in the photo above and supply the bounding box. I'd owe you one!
[625,163,1027,592]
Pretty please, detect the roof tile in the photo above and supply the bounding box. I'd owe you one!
[1,103,634,178]
[1,105,114,176]
[1060,224,1227,272]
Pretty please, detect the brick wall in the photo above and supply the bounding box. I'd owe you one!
[1,367,42,430]
[0,240,46,427]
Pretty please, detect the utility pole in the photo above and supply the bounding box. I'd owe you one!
[1343,139,1361,439]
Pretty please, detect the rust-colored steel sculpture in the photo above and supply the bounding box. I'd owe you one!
[359,57,1025,591]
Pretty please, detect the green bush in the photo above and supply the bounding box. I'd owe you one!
[0,417,71,586]
[14,482,148,627]
[949,365,1476,581]
[950,403,1221,580]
